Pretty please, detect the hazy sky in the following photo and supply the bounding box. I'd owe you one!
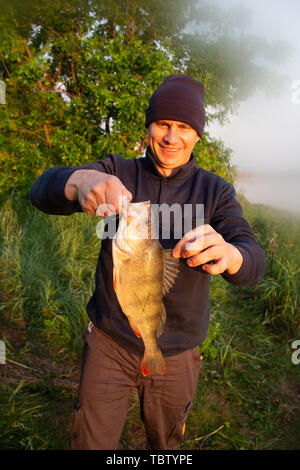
[205,0,300,173]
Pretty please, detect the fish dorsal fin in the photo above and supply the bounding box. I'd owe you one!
[162,249,179,296]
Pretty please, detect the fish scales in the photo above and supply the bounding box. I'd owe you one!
[112,200,179,376]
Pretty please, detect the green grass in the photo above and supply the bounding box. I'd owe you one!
[181,274,300,450]
[0,193,299,450]
[0,196,100,354]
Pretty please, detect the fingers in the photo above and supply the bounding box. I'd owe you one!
[122,186,133,202]
[172,226,201,258]
[186,244,224,268]
[80,175,132,216]
[105,184,132,215]
[80,196,99,215]
[172,224,234,274]
[176,233,243,275]
[172,225,218,259]
[201,258,228,275]
[95,203,116,218]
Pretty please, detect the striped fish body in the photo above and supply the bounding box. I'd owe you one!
[112,201,178,376]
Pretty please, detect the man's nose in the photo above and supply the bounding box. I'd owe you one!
[163,126,179,145]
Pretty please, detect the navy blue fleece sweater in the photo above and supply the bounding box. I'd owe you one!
[29,146,266,356]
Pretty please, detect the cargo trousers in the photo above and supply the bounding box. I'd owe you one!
[69,323,202,450]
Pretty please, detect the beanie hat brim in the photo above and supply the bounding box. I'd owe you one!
[145,74,206,137]
[146,100,205,137]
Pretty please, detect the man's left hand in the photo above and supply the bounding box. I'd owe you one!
[172,224,243,275]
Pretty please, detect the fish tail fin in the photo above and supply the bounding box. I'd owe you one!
[141,349,166,376]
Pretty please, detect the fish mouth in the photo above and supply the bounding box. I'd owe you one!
[115,200,152,253]
[122,200,151,221]
[119,199,151,215]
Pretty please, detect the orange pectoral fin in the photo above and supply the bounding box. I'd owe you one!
[128,319,141,338]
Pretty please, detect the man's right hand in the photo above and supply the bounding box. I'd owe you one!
[64,169,132,216]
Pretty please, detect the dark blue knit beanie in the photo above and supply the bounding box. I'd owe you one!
[145,74,205,137]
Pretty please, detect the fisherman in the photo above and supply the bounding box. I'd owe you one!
[29,74,266,450]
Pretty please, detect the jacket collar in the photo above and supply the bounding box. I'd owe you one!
[141,145,196,183]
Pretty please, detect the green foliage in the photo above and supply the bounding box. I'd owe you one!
[0,0,290,195]
[195,132,237,182]
[0,14,174,193]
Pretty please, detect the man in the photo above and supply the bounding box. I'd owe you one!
[29,74,266,450]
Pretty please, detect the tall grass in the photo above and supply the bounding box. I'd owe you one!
[237,194,300,337]
[1,193,300,450]
[0,196,100,354]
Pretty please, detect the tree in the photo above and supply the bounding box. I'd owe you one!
[0,0,291,194]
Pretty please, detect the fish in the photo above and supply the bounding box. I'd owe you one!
[112,200,179,376]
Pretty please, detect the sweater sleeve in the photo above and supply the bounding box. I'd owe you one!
[29,156,116,215]
[210,181,266,287]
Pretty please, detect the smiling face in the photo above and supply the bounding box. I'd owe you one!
[147,120,200,177]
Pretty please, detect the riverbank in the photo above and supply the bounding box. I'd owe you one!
[0,193,299,450]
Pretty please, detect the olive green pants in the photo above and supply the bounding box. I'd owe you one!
[69,324,201,450]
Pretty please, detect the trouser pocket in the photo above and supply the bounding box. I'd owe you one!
[166,401,193,449]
